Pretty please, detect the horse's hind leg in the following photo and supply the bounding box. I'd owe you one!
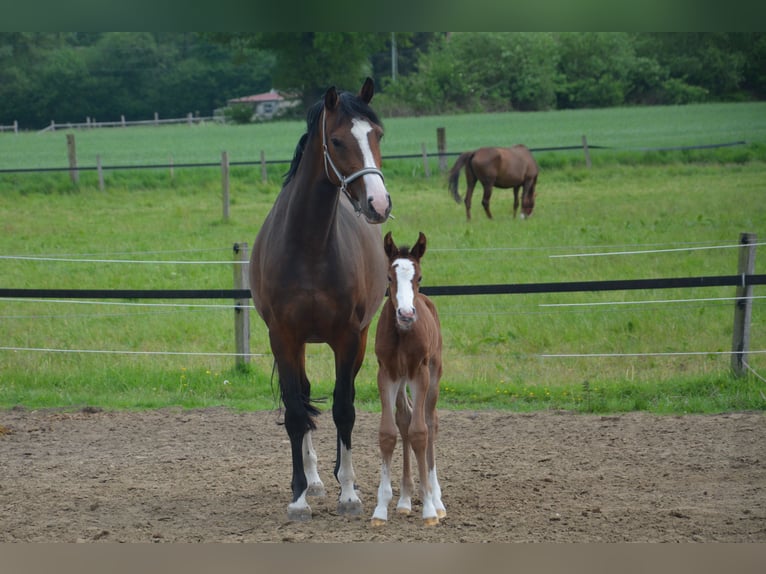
[464,171,477,221]
[394,385,414,515]
[425,361,445,519]
[512,186,520,218]
[481,182,494,219]
[409,369,438,526]
[303,430,325,497]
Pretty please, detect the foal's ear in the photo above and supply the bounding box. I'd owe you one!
[324,86,339,110]
[411,232,427,260]
[359,77,374,104]
[383,231,396,259]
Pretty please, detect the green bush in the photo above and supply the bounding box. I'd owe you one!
[222,103,254,125]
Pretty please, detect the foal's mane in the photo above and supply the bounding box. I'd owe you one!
[391,245,413,260]
[283,89,383,186]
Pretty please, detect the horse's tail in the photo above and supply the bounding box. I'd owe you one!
[448,151,474,204]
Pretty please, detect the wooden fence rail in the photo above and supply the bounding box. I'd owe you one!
[37,113,220,133]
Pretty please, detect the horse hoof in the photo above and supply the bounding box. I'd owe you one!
[307,483,326,497]
[396,507,411,516]
[437,509,447,519]
[337,500,363,516]
[370,518,387,528]
[423,516,439,527]
[286,506,312,522]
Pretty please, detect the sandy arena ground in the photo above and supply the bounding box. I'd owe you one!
[1,407,764,542]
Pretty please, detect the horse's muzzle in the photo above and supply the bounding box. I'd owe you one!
[364,194,392,223]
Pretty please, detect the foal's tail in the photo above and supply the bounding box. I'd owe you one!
[448,151,474,204]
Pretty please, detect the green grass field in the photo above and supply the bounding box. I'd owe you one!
[1,103,765,414]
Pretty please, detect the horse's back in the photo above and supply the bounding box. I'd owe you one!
[473,145,537,187]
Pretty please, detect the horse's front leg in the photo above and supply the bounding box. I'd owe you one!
[371,372,400,527]
[332,329,366,516]
[271,336,316,521]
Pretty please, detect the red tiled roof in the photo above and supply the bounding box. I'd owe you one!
[229,90,285,104]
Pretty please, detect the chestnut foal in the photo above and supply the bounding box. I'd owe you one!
[371,231,445,527]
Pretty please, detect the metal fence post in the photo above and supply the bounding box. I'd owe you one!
[233,242,251,370]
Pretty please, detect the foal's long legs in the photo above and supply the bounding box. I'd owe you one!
[425,358,445,519]
[408,366,439,526]
[371,374,401,526]
[394,386,415,514]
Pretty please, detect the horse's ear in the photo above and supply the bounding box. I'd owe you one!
[359,77,374,104]
[383,231,396,259]
[411,232,427,260]
[324,86,339,110]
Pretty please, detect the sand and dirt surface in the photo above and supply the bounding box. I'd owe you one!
[1,406,764,542]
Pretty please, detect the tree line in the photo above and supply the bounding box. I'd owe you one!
[1,32,763,129]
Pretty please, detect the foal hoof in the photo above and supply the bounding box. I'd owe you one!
[286,506,312,522]
[437,509,447,519]
[370,517,387,528]
[423,516,439,527]
[396,507,412,516]
[337,499,364,516]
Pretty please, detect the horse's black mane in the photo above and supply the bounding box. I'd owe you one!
[283,89,382,185]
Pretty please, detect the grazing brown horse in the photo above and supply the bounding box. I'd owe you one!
[371,231,445,527]
[448,144,539,220]
[250,78,391,521]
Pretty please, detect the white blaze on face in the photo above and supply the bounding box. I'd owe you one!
[351,118,389,216]
[393,259,416,317]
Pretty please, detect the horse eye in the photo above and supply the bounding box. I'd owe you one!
[331,137,343,148]
[418,276,423,283]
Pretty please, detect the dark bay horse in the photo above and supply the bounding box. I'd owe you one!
[371,231,445,527]
[250,78,391,521]
[448,144,539,221]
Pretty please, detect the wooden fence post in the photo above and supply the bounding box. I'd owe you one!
[421,143,431,178]
[66,133,79,184]
[437,127,447,173]
[260,150,267,183]
[96,154,105,191]
[233,242,251,369]
[582,135,592,169]
[221,151,230,222]
[731,232,757,376]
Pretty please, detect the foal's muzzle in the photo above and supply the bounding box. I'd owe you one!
[396,308,417,330]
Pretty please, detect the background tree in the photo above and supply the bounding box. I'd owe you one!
[209,33,387,109]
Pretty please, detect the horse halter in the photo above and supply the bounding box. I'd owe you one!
[321,108,385,215]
